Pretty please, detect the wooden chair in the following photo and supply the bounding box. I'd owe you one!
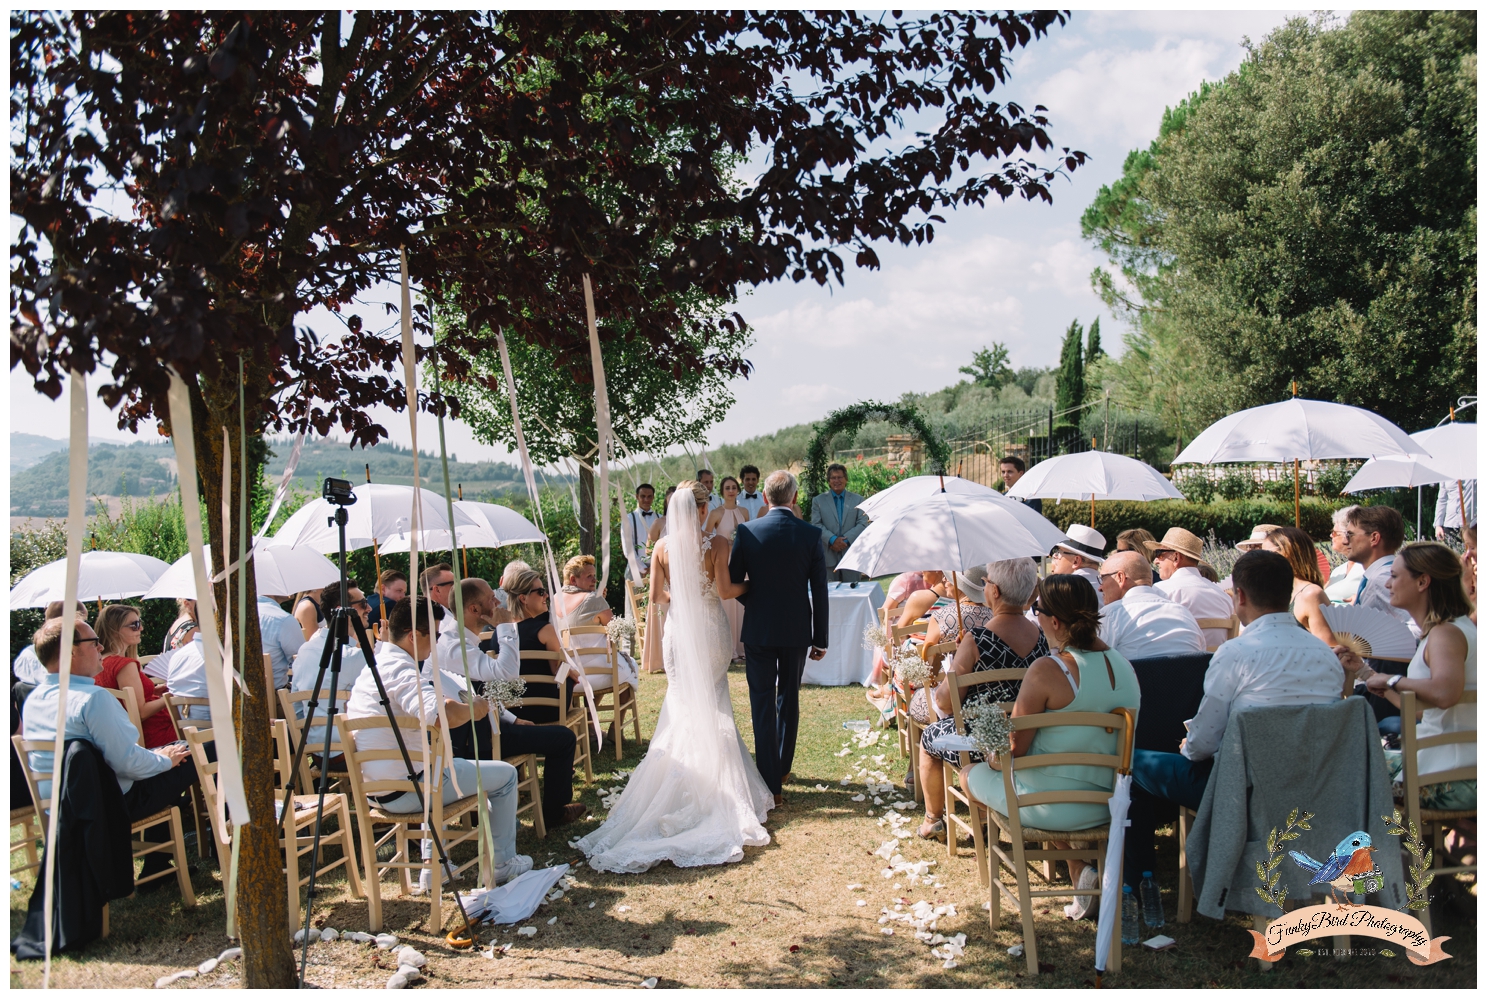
[161,693,212,740]
[333,712,486,932]
[12,734,196,911]
[977,707,1135,976]
[624,579,646,664]
[561,625,641,760]
[277,688,352,795]
[101,685,144,747]
[1194,615,1240,651]
[161,693,214,853]
[11,807,42,874]
[886,620,934,790]
[1399,689,1477,934]
[485,722,547,840]
[942,668,1028,878]
[181,722,363,935]
[519,650,594,783]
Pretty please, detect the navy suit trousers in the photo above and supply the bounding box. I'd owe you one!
[744,644,808,795]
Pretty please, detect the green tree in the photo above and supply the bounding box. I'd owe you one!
[1083,11,1476,437]
[1055,319,1085,416]
[958,343,1013,388]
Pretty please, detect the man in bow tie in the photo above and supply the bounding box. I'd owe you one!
[628,483,660,575]
[737,465,766,519]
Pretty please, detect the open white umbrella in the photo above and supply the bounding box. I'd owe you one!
[1174,398,1427,526]
[1005,450,1182,528]
[452,500,546,546]
[1410,422,1476,481]
[376,526,503,555]
[856,474,999,518]
[9,551,173,608]
[141,544,341,600]
[1343,454,1459,493]
[270,483,478,553]
[838,490,1068,579]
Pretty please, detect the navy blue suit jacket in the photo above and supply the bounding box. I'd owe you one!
[728,508,830,649]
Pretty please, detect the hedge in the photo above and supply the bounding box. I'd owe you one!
[1039,497,1351,546]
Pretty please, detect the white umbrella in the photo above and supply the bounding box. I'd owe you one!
[1343,454,1459,493]
[270,483,478,553]
[856,474,999,518]
[376,526,503,554]
[1409,422,1476,481]
[1095,772,1134,982]
[1006,450,1181,528]
[452,500,546,546]
[1174,398,1427,525]
[837,491,1068,579]
[9,551,173,607]
[141,545,341,600]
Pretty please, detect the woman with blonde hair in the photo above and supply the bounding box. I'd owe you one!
[707,476,752,658]
[1115,528,1156,556]
[1262,527,1338,646]
[94,603,177,748]
[554,554,639,694]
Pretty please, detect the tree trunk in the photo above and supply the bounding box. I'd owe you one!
[191,379,295,987]
[578,459,596,556]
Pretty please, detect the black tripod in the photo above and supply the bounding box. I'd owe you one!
[279,480,475,986]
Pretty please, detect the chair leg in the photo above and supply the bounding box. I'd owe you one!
[360,818,382,932]
[613,704,624,761]
[1177,806,1193,924]
[628,692,642,743]
[169,808,196,908]
[1011,837,1039,975]
[340,812,365,899]
[942,762,956,861]
[285,817,301,934]
[428,840,441,934]
[396,827,412,897]
[530,764,548,842]
[969,798,988,888]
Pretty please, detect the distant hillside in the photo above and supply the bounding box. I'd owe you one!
[11,440,177,516]
[263,437,532,498]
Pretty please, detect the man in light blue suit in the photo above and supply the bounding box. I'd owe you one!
[809,463,870,582]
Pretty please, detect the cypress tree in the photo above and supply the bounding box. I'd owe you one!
[1056,319,1085,415]
[1086,317,1104,365]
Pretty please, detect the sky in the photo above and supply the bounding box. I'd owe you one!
[8,10,1309,464]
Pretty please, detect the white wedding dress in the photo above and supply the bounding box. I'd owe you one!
[576,489,773,873]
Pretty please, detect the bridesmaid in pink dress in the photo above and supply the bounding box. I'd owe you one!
[706,476,752,660]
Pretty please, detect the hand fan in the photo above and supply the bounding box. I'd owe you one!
[1320,605,1417,661]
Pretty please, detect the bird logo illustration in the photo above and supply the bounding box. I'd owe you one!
[1289,831,1381,906]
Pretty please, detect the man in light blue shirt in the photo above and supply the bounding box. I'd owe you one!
[259,594,305,689]
[290,580,372,750]
[22,617,197,887]
[165,633,212,721]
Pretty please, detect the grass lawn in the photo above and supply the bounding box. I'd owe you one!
[11,667,1476,988]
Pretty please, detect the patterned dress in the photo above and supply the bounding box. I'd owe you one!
[920,627,1049,764]
[906,603,998,724]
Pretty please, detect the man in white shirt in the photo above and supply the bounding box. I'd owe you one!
[1339,504,1419,636]
[1123,550,1344,888]
[1147,527,1235,648]
[437,578,587,828]
[626,484,662,575]
[1098,551,1206,661]
[698,468,724,511]
[737,465,766,520]
[258,594,304,690]
[290,580,373,750]
[165,633,212,722]
[1434,478,1476,543]
[345,596,532,886]
[1048,524,1107,609]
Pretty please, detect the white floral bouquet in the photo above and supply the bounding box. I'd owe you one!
[606,616,637,656]
[484,677,527,711]
[862,622,889,651]
[892,652,932,689]
[963,700,1012,757]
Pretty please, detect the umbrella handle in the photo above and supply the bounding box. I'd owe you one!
[1112,706,1136,775]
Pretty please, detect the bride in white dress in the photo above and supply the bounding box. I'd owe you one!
[577,480,774,872]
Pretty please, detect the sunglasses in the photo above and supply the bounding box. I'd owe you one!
[73,636,103,647]
[1097,572,1122,582]
[1151,549,1177,560]
[1029,601,1060,621]
[523,588,548,598]
[351,599,371,610]
[122,620,143,630]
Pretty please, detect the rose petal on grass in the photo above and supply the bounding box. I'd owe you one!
[641,977,658,989]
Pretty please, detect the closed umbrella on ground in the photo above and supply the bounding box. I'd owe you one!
[9,551,173,608]
[1004,450,1182,528]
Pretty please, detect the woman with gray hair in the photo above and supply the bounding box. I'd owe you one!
[1323,505,1366,603]
[915,557,1046,841]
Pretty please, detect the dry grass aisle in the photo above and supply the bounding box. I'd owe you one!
[11,667,1476,988]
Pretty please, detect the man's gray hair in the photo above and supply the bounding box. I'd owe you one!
[983,557,1039,607]
[1332,504,1360,527]
[763,470,797,506]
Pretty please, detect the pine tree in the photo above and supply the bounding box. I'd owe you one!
[1056,319,1085,415]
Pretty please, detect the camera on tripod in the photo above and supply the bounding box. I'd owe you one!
[323,476,357,506]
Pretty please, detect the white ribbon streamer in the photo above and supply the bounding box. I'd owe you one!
[582,275,614,598]
[210,430,306,584]
[165,369,249,823]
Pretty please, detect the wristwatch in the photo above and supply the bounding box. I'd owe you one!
[1386,674,1403,689]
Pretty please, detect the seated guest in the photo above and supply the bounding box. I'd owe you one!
[884,571,929,616]
[437,579,587,828]
[1262,527,1338,646]
[507,568,575,724]
[421,562,457,611]
[1147,527,1236,648]
[920,565,996,650]
[1340,503,1417,635]
[1358,542,1476,810]
[1115,528,1157,555]
[1097,551,1206,661]
[13,601,88,687]
[1323,507,1366,603]
[292,586,327,641]
[493,559,533,611]
[1048,525,1108,609]
[344,596,531,886]
[964,574,1140,916]
[22,617,197,888]
[162,598,198,652]
[554,555,639,692]
[868,571,949,691]
[917,558,1046,839]
[165,632,212,722]
[1124,550,1343,889]
[290,580,373,749]
[258,592,304,691]
[366,569,407,630]
[93,604,176,749]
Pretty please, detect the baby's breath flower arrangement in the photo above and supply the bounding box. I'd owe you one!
[892,652,932,688]
[862,622,889,651]
[963,700,1012,757]
[606,616,637,656]
[484,677,527,712]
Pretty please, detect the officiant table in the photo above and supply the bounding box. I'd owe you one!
[802,581,885,686]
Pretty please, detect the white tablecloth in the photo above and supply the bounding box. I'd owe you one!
[802,581,886,686]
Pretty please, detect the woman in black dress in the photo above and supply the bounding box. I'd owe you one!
[509,568,574,724]
[916,557,1045,840]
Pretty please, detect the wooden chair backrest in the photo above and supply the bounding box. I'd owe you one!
[891,620,930,644]
[10,735,50,822]
[181,725,231,851]
[920,640,959,683]
[561,626,617,680]
[517,671,577,724]
[1194,616,1240,651]
[277,687,352,755]
[138,654,157,667]
[946,668,1028,767]
[101,685,145,746]
[1401,689,1478,814]
[985,709,1135,837]
[332,712,450,805]
[162,694,212,739]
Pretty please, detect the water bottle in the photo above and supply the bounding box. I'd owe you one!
[1120,885,1140,945]
[1139,871,1165,927]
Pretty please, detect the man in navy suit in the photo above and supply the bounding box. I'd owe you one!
[728,470,830,807]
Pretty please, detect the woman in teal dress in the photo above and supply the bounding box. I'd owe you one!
[967,573,1140,908]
